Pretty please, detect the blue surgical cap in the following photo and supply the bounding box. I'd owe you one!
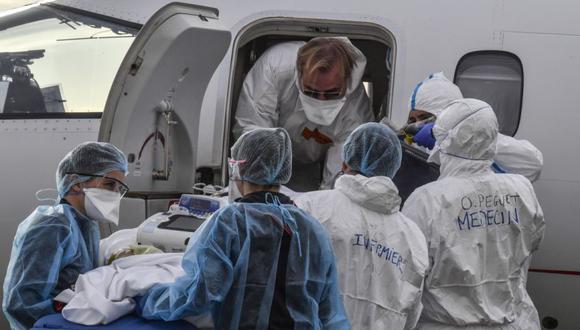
[231,128,292,185]
[343,122,402,178]
[56,142,128,198]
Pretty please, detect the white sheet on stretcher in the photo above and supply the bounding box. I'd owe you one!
[56,253,185,325]
[65,215,219,327]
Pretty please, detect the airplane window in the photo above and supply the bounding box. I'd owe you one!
[454,51,523,136]
[0,5,138,116]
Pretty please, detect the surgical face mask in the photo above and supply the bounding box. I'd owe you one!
[83,188,122,225]
[228,158,246,203]
[299,91,346,126]
[228,180,243,204]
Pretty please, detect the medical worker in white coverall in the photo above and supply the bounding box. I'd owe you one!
[406,72,543,182]
[403,98,545,329]
[295,122,428,330]
[233,37,373,191]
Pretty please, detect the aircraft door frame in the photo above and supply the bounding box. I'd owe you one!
[97,3,232,233]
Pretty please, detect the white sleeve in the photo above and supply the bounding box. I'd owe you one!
[494,134,544,182]
[232,52,280,139]
[402,224,428,330]
[531,201,546,252]
[320,142,343,190]
[292,193,311,213]
[404,286,424,330]
[402,190,434,294]
[524,180,546,252]
[402,190,431,239]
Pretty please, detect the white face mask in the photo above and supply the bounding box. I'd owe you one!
[228,180,243,204]
[83,188,122,225]
[298,91,346,126]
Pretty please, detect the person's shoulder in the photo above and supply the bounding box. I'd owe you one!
[27,205,74,227]
[395,212,427,241]
[475,172,532,190]
[213,203,245,221]
[288,204,329,230]
[383,212,428,264]
[398,227,429,273]
[498,172,532,183]
[294,190,350,224]
[263,41,305,57]
[198,205,248,238]
[259,41,305,71]
[15,205,74,244]
[494,173,538,195]
[406,179,444,201]
[294,189,341,206]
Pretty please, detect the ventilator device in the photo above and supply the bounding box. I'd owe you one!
[136,194,224,252]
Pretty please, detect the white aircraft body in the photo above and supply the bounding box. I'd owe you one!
[0,0,577,328]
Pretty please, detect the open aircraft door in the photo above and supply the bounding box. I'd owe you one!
[98,3,231,233]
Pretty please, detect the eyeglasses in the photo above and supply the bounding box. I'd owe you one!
[302,88,343,100]
[68,172,130,196]
[228,158,246,180]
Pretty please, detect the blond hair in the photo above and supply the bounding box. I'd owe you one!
[297,38,357,93]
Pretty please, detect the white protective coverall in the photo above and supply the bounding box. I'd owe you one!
[295,174,428,329]
[233,38,373,191]
[410,72,543,182]
[402,99,545,329]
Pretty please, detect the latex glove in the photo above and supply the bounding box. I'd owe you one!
[413,123,435,149]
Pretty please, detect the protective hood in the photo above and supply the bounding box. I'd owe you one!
[335,174,401,214]
[340,37,367,95]
[294,37,367,126]
[295,36,367,97]
[409,72,463,116]
[428,99,498,176]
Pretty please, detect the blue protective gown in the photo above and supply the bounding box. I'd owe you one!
[3,202,100,330]
[139,191,349,329]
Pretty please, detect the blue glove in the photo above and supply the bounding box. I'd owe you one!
[413,123,435,149]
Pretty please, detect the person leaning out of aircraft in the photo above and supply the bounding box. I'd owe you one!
[401,72,543,182]
[2,142,129,330]
[403,99,545,329]
[233,36,373,191]
[295,122,429,330]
